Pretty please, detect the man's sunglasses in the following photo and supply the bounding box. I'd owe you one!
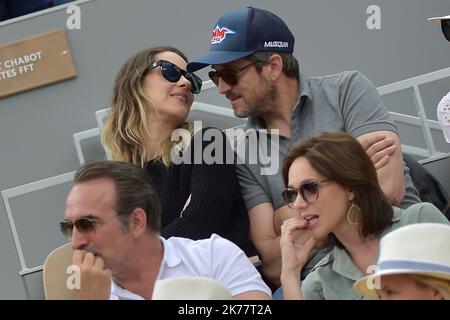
[59,217,99,239]
[282,180,331,208]
[441,20,450,42]
[208,60,261,86]
[147,60,202,94]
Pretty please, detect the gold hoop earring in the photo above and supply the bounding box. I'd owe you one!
[346,202,360,225]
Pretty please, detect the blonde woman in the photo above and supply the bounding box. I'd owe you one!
[354,223,450,300]
[103,47,256,256]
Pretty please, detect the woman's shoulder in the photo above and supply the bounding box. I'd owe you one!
[396,202,449,225]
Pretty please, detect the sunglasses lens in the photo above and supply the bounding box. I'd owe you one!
[59,221,73,239]
[208,71,219,86]
[160,61,202,94]
[300,182,319,202]
[160,62,182,83]
[59,218,96,239]
[75,218,96,234]
[221,71,237,86]
[208,70,238,87]
[442,20,450,42]
[282,189,297,206]
[186,73,202,94]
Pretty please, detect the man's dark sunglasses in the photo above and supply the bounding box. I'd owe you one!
[208,61,261,86]
[59,217,98,239]
[441,20,450,42]
[148,60,202,94]
[282,180,331,208]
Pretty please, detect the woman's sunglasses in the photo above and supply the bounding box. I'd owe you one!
[282,179,331,208]
[208,60,261,86]
[147,60,202,94]
[59,217,98,239]
[441,20,450,42]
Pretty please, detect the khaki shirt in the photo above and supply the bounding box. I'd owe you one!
[301,202,450,300]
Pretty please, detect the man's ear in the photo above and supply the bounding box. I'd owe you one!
[128,208,147,238]
[268,53,283,81]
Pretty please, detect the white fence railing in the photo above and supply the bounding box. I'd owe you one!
[88,67,450,163]
[377,67,450,158]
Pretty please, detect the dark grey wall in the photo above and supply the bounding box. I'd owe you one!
[0,0,449,299]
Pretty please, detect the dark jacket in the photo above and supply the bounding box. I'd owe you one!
[403,153,450,220]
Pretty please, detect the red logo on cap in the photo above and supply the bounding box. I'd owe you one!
[211,26,235,44]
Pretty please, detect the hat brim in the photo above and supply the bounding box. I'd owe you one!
[187,50,254,72]
[152,277,233,300]
[428,15,450,22]
[353,269,450,299]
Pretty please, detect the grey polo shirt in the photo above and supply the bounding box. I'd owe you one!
[235,70,420,211]
[301,202,450,300]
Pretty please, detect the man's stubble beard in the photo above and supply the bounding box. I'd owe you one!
[233,77,278,119]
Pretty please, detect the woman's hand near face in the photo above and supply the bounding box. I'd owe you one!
[280,218,319,300]
[280,218,319,272]
[273,205,298,236]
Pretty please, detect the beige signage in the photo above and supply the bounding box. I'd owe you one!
[0,29,77,98]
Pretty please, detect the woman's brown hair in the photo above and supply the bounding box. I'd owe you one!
[282,132,394,246]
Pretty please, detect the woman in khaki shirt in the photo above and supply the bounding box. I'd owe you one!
[279,132,449,300]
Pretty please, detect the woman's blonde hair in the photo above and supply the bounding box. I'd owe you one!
[409,274,450,300]
[103,46,194,167]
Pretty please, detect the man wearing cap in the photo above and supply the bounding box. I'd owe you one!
[188,7,421,287]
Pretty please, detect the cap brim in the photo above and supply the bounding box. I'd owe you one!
[428,14,450,22]
[187,50,254,72]
[353,270,450,300]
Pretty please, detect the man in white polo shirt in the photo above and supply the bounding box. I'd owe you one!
[60,160,271,300]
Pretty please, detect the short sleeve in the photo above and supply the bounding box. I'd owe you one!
[414,202,450,224]
[338,71,398,138]
[209,234,271,296]
[236,163,272,211]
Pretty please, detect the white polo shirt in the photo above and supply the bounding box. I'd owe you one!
[109,234,271,300]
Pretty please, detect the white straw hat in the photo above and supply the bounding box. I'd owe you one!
[354,223,450,299]
[152,277,233,300]
[428,15,450,23]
